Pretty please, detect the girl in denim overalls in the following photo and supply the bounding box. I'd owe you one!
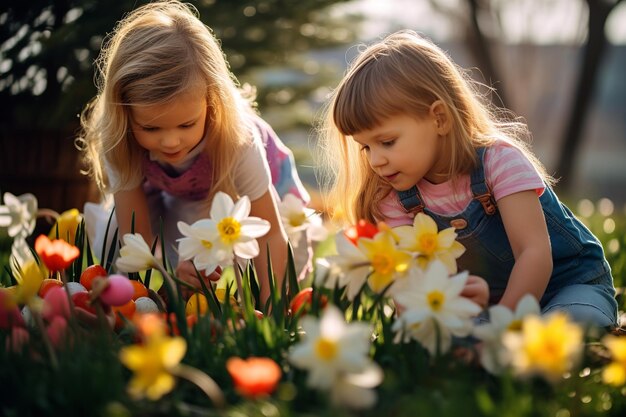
[318,30,618,328]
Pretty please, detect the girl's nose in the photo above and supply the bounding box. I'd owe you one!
[160,133,180,148]
[369,150,386,168]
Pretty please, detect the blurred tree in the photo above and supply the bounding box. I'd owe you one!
[557,0,624,189]
[0,0,360,132]
[0,0,360,211]
[428,0,624,192]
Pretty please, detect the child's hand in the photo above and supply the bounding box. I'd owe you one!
[175,261,221,295]
[461,274,489,309]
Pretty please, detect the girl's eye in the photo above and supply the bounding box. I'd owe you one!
[381,139,395,147]
[180,122,195,129]
[142,126,158,132]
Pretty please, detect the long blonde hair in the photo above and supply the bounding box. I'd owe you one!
[317,30,553,224]
[77,0,255,202]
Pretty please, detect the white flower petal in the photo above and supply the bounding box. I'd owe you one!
[231,195,251,220]
[233,239,260,259]
[210,191,234,219]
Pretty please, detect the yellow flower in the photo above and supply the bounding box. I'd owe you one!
[394,213,465,274]
[119,333,187,400]
[601,335,626,386]
[49,208,82,244]
[358,233,412,293]
[503,312,583,382]
[15,259,48,308]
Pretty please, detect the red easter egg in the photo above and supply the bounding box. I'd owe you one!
[72,291,97,315]
[79,264,107,290]
[38,278,64,298]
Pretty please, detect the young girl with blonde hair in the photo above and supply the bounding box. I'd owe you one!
[79,0,308,303]
[318,30,617,328]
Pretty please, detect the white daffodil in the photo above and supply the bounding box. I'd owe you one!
[392,260,481,355]
[0,192,38,239]
[329,365,383,410]
[177,219,231,275]
[394,212,465,274]
[473,294,541,374]
[288,305,378,390]
[278,193,328,248]
[9,237,36,278]
[320,234,371,301]
[115,233,159,273]
[177,192,270,272]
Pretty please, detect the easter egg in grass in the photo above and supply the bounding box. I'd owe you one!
[185,293,209,316]
[72,291,97,315]
[135,297,159,314]
[38,278,63,298]
[129,279,149,300]
[112,299,137,330]
[99,274,134,306]
[290,287,327,315]
[79,264,107,290]
[42,286,71,321]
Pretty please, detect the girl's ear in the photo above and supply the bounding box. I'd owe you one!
[430,100,451,135]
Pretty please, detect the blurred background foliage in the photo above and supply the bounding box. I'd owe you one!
[0,0,360,130]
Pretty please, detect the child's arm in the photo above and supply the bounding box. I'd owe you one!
[113,186,153,243]
[250,190,288,307]
[497,190,553,310]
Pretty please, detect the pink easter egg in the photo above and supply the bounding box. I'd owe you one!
[100,274,134,306]
[42,286,71,322]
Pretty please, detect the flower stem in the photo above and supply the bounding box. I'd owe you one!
[153,262,180,299]
[172,364,225,408]
[37,208,60,223]
[233,257,244,302]
[34,311,58,369]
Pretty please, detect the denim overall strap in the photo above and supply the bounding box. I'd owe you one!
[397,185,425,213]
[470,147,497,215]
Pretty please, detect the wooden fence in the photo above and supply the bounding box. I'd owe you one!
[0,128,99,213]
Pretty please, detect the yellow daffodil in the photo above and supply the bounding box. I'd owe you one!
[358,233,412,294]
[14,259,48,309]
[119,332,187,400]
[503,312,583,382]
[473,294,541,374]
[601,335,626,386]
[320,234,371,301]
[394,213,465,274]
[49,208,82,244]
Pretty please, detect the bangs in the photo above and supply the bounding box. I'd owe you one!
[332,51,433,136]
[332,67,406,136]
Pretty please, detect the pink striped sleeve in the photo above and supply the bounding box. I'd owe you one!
[485,143,545,202]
